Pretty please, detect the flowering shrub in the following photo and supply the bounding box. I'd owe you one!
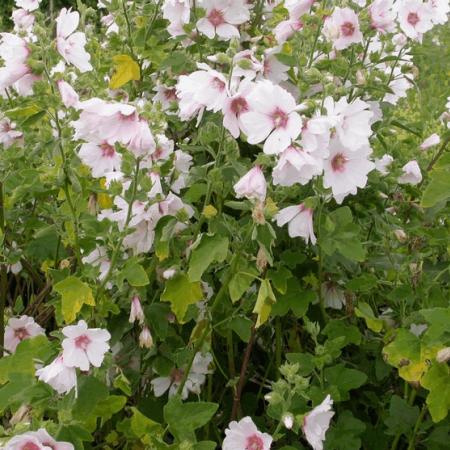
[0,0,449,448]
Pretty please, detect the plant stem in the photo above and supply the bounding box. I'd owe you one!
[0,182,6,358]
[407,404,427,450]
[231,323,256,420]
[275,317,282,379]
[315,198,328,322]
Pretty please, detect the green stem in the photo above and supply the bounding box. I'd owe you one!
[315,199,328,322]
[407,404,427,450]
[275,317,282,379]
[0,182,6,358]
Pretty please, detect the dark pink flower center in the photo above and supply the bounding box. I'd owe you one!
[100,143,116,158]
[271,107,289,129]
[75,334,91,350]
[164,88,177,101]
[407,12,420,26]
[245,434,264,450]
[341,21,355,37]
[331,153,348,172]
[170,368,184,383]
[230,97,249,115]
[0,121,12,133]
[208,8,225,27]
[211,76,226,91]
[14,327,30,340]
[22,442,41,450]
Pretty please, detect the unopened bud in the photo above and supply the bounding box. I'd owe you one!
[129,295,145,325]
[139,326,153,349]
[356,70,366,85]
[394,229,407,242]
[256,246,268,272]
[252,202,266,225]
[282,413,294,430]
[436,347,450,363]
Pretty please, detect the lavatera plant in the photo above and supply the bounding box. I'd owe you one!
[0,0,449,448]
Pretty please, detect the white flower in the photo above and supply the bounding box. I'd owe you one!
[282,412,294,430]
[323,138,375,204]
[427,0,450,25]
[129,295,145,324]
[233,166,267,202]
[275,204,316,244]
[82,246,111,282]
[261,47,289,84]
[322,282,346,309]
[15,0,41,11]
[273,146,323,187]
[322,7,363,50]
[12,9,35,31]
[324,96,374,151]
[151,352,213,399]
[222,79,253,138]
[0,116,23,149]
[4,315,45,354]
[232,50,263,80]
[240,80,302,155]
[397,0,434,42]
[197,0,250,40]
[4,428,73,450]
[61,320,111,371]
[374,154,394,175]
[398,160,422,185]
[57,79,79,108]
[383,68,412,105]
[369,0,396,33]
[139,326,153,348]
[300,116,332,154]
[303,395,334,450]
[163,0,191,37]
[36,355,77,395]
[410,323,427,336]
[78,142,122,178]
[153,83,178,110]
[56,8,92,72]
[223,416,273,450]
[177,64,228,121]
[420,133,440,150]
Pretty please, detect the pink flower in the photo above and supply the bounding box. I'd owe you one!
[275,204,316,244]
[420,133,440,150]
[261,47,289,84]
[322,282,346,309]
[4,315,45,354]
[139,326,153,348]
[78,142,122,178]
[0,116,23,148]
[163,0,191,37]
[323,138,375,204]
[397,0,434,42]
[222,79,253,138]
[36,354,77,395]
[369,0,396,33]
[427,0,450,25]
[197,0,250,40]
[57,79,79,108]
[233,166,267,201]
[300,116,331,154]
[398,160,422,185]
[129,295,145,324]
[273,146,323,186]
[61,320,111,371]
[15,0,41,11]
[12,8,35,31]
[323,7,363,50]
[302,395,334,450]
[223,416,272,450]
[4,428,73,450]
[374,153,394,175]
[274,0,314,44]
[153,83,178,110]
[56,8,92,72]
[232,50,263,80]
[128,119,156,158]
[240,80,302,155]
[177,63,228,121]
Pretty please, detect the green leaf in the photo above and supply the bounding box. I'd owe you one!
[119,259,149,287]
[354,302,384,333]
[253,279,276,328]
[74,376,109,418]
[268,266,292,294]
[324,364,367,401]
[109,54,140,89]
[188,234,229,282]
[154,216,178,261]
[271,278,315,318]
[384,395,419,436]
[421,154,450,207]
[421,363,450,422]
[164,396,218,442]
[53,276,95,323]
[323,320,361,346]
[325,411,366,450]
[228,262,258,303]
[228,316,253,342]
[161,273,203,322]
[130,407,163,439]
[93,395,127,423]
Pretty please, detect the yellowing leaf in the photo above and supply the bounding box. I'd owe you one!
[421,363,450,422]
[54,276,95,323]
[253,279,276,328]
[109,54,140,89]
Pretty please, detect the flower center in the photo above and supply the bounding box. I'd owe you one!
[100,143,116,158]
[211,76,226,91]
[170,368,185,383]
[75,334,91,350]
[208,8,225,27]
[164,88,177,101]
[22,442,41,450]
[230,97,249,115]
[331,153,348,172]
[245,434,264,450]
[14,327,30,340]
[407,12,420,26]
[271,107,289,129]
[341,21,355,37]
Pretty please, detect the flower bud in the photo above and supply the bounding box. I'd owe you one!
[129,295,145,325]
[394,229,407,242]
[139,326,153,349]
[356,70,366,85]
[282,413,294,430]
[436,347,450,363]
